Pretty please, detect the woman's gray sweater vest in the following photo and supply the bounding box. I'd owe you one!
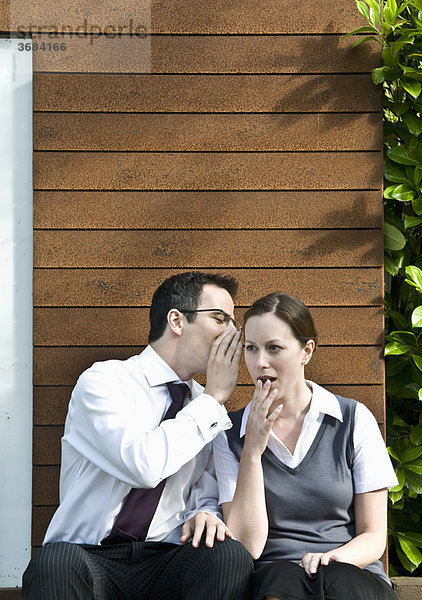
[226,395,388,583]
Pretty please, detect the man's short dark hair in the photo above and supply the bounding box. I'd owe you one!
[148,271,238,343]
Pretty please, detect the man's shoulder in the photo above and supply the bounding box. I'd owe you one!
[77,353,143,386]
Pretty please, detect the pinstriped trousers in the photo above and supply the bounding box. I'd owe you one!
[22,538,253,600]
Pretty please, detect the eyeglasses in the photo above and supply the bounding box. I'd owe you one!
[180,308,242,331]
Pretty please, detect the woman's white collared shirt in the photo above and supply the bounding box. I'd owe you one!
[213,381,398,505]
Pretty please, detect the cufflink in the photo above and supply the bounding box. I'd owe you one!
[210,422,218,429]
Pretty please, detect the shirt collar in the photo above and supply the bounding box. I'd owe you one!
[239,380,343,437]
[138,345,193,390]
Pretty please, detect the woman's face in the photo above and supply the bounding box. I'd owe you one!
[244,313,314,401]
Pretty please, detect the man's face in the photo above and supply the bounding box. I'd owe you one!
[181,284,236,375]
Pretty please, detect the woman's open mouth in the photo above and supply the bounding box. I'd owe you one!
[257,376,276,384]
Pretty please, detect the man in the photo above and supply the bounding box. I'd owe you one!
[23,271,253,599]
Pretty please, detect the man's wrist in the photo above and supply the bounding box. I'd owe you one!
[204,388,227,405]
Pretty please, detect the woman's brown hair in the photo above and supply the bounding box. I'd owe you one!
[244,293,318,347]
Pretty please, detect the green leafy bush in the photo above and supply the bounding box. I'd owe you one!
[343,0,422,575]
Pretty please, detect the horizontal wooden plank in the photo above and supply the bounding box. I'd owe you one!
[32,506,56,547]
[34,427,63,465]
[33,346,383,386]
[34,230,383,268]
[34,113,382,152]
[4,1,365,34]
[0,590,22,600]
[33,268,384,307]
[33,74,381,113]
[32,34,380,74]
[34,152,382,191]
[33,307,384,346]
[33,384,386,426]
[33,466,60,504]
[33,191,383,230]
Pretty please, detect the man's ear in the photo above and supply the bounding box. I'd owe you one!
[167,309,184,337]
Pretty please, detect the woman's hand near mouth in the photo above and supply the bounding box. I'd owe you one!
[244,379,282,457]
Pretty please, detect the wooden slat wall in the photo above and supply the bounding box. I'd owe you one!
[5,0,385,564]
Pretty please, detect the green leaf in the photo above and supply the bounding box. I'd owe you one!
[388,446,401,461]
[352,35,382,47]
[387,145,420,166]
[401,446,422,463]
[384,184,415,202]
[420,388,422,401]
[387,331,416,343]
[400,531,422,547]
[385,254,402,276]
[411,423,422,445]
[372,66,389,85]
[404,216,422,229]
[390,468,405,491]
[341,26,381,40]
[365,0,381,24]
[405,470,422,494]
[397,534,422,567]
[403,112,422,136]
[386,356,408,376]
[412,306,422,327]
[405,266,422,293]
[406,462,422,475]
[402,79,422,99]
[387,309,407,329]
[384,221,406,250]
[401,65,422,82]
[396,540,418,572]
[383,0,397,24]
[412,196,422,216]
[403,382,422,399]
[356,0,370,21]
[413,355,422,371]
[384,161,411,184]
[389,489,404,504]
[385,341,411,355]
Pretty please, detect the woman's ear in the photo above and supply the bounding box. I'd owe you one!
[167,309,184,337]
[302,339,315,366]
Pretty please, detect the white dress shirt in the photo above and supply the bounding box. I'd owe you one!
[214,381,398,505]
[44,345,232,546]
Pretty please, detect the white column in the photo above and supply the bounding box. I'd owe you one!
[0,38,33,588]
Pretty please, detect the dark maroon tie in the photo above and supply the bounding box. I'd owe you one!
[101,382,189,545]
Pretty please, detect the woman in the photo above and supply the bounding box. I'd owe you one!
[214,293,398,600]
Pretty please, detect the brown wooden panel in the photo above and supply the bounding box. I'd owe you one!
[34,387,72,425]
[34,191,382,230]
[33,466,60,504]
[33,74,380,113]
[34,152,382,191]
[4,0,364,34]
[33,230,383,268]
[33,384,386,425]
[34,427,63,465]
[33,268,383,307]
[33,307,384,346]
[32,34,380,74]
[32,506,56,547]
[33,346,383,386]
[0,590,22,599]
[34,113,382,152]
